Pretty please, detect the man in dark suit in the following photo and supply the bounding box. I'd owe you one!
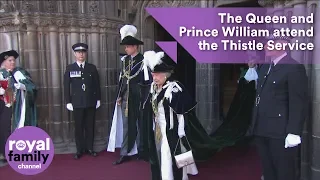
[249,34,308,180]
[64,43,101,159]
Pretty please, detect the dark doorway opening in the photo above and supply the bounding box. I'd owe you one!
[153,21,196,99]
[220,64,247,115]
[217,0,263,117]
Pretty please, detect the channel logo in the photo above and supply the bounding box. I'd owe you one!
[5,126,54,175]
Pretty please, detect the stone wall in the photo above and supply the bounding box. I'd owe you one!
[0,0,126,153]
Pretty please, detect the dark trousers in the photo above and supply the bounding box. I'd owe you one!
[0,100,12,155]
[73,107,96,153]
[255,136,299,180]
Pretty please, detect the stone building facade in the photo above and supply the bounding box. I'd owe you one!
[0,0,319,179]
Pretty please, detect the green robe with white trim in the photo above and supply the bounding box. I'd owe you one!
[0,67,37,130]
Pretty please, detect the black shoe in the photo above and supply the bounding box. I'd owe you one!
[74,153,82,160]
[113,156,130,165]
[86,150,97,157]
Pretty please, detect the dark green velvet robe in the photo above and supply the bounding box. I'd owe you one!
[0,67,37,130]
[144,80,223,179]
[210,77,256,144]
[144,78,257,179]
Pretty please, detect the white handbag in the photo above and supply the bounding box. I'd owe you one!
[174,137,195,169]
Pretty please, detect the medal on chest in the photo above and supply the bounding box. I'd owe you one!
[70,71,81,78]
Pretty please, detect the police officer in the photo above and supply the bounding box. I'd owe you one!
[64,43,101,159]
[250,33,308,180]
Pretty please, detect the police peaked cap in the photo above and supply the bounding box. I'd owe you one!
[72,43,88,52]
[0,50,19,65]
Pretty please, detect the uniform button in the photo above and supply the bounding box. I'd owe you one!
[264,76,266,78]
[273,81,275,83]
[82,78,84,80]
[260,85,262,87]
[279,114,281,116]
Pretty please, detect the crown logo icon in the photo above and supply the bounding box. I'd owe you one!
[16,142,25,148]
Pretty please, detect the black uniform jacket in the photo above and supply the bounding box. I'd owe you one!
[64,62,101,108]
[249,55,308,139]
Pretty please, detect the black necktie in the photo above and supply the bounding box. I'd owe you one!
[80,64,83,70]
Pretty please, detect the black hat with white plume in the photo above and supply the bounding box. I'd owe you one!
[143,51,175,73]
[120,24,144,45]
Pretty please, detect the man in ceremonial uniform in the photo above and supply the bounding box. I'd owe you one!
[107,24,152,165]
[64,43,101,159]
[249,34,308,180]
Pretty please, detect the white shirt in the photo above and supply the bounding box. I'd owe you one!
[267,52,287,74]
[76,61,85,68]
[272,52,287,65]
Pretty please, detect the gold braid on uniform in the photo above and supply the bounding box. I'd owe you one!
[121,59,144,117]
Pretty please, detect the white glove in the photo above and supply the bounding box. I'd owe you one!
[177,114,186,138]
[0,87,5,95]
[14,83,26,90]
[96,100,101,109]
[244,68,258,82]
[285,134,301,148]
[66,103,73,111]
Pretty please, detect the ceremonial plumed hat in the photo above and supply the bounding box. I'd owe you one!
[72,43,88,52]
[0,50,19,65]
[143,51,175,73]
[266,27,292,42]
[120,25,144,45]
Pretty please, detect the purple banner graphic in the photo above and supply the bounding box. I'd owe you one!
[156,41,177,63]
[146,8,315,64]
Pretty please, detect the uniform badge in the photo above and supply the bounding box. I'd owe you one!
[70,71,81,78]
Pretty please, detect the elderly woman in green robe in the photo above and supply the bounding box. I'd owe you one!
[0,50,37,131]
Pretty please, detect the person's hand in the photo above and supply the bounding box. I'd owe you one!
[285,134,301,148]
[66,103,73,111]
[14,83,26,90]
[0,87,5,95]
[96,100,101,109]
[116,97,122,105]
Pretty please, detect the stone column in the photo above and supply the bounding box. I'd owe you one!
[273,1,285,29]
[291,1,307,61]
[104,33,120,146]
[196,63,221,134]
[310,1,320,179]
[70,27,80,64]
[300,2,317,179]
[48,25,64,149]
